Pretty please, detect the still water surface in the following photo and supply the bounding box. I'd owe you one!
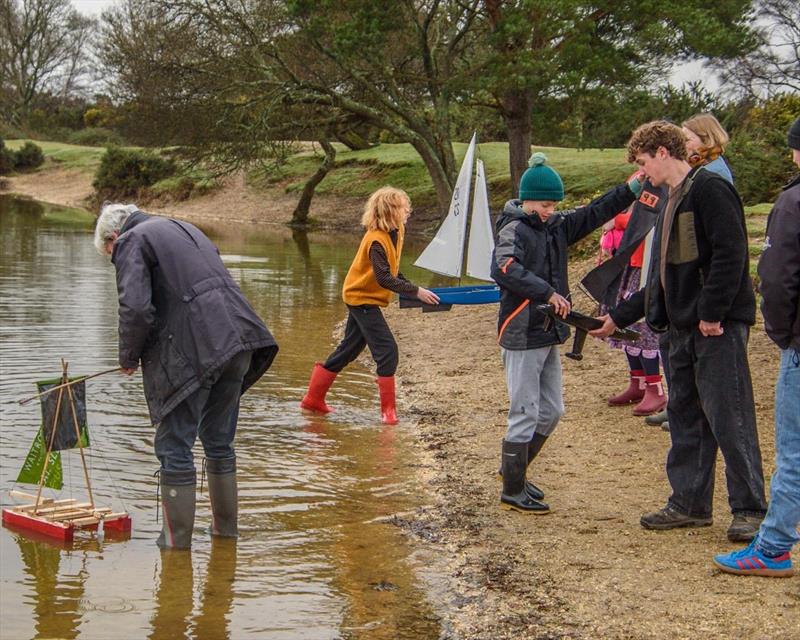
[0,196,442,639]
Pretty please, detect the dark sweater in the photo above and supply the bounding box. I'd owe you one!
[368,229,418,296]
[491,184,637,349]
[611,167,756,332]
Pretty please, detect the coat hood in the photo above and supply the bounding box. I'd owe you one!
[496,199,546,234]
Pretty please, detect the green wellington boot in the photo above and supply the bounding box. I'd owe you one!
[156,468,197,549]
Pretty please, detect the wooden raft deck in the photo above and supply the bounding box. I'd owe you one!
[2,490,131,542]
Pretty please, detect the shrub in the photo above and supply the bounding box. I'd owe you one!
[13,141,45,169]
[67,127,124,147]
[0,138,15,174]
[726,94,800,205]
[93,147,177,199]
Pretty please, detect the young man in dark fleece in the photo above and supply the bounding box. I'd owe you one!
[591,121,767,542]
[491,152,642,514]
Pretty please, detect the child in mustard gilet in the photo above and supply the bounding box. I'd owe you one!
[300,187,439,424]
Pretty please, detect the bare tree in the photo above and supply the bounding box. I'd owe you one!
[718,0,800,97]
[0,0,95,125]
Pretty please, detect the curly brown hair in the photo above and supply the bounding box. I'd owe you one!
[626,121,688,163]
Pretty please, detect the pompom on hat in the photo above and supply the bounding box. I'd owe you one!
[788,117,800,151]
[518,152,564,202]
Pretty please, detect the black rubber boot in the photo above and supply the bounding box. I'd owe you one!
[156,468,197,549]
[497,434,547,500]
[206,456,238,537]
[500,441,550,514]
[525,433,548,500]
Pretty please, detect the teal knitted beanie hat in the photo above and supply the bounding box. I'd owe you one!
[518,152,564,201]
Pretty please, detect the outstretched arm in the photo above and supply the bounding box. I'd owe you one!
[564,176,642,245]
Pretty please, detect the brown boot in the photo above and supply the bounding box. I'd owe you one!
[607,370,646,406]
[632,375,667,416]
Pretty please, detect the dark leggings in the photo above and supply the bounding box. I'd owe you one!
[323,305,398,376]
[625,351,661,376]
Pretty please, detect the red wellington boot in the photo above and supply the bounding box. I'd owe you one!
[376,376,399,425]
[607,370,646,406]
[300,363,337,414]
[632,375,667,416]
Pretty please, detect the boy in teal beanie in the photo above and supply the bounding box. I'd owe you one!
[491,152,642,514]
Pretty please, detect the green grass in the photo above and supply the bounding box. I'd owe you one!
[5,139,111,172]
[743,203,771,264]
[744,203,773,216]
[262,141,632,211]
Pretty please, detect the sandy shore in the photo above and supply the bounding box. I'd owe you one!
[384,261,796,639]
[0,165,367,230]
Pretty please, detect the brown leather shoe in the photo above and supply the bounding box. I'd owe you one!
[727,513,765,542]
[640,505,712,530]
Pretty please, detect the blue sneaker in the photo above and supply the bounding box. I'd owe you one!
[714,540,794,578]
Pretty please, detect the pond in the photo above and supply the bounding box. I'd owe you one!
[0,195,444,639]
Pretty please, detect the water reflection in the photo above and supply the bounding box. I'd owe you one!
[15,530,89,640]
[0,196,441,639]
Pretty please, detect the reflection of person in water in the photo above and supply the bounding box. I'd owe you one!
[14,532,92,640]
[149,538,237,640]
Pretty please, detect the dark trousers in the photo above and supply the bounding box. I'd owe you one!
[323,305,398,377]
[155,350,252,473]
[659,332,671,388]
[665,322,767,517]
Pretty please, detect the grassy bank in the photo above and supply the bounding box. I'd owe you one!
[264,141,633,210]
[4,138,775,265]
[4,139,109,172]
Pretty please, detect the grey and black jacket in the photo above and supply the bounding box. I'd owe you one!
[112,211,278,424]
[611,167,756,332]
[491,184,636,350]
[758,174,800,351]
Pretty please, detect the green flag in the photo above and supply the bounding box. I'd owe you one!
[16,428,63,489]
[16,376,91,490]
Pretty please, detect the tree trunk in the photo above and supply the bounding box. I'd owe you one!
[501,90,534,199]
[290,139,336,227]
[411,136,455,218]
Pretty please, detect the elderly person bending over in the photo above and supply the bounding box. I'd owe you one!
[94,204,278,549]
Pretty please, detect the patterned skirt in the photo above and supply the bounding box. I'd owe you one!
[600,266,661,355]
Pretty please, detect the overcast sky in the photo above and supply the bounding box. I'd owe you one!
[72,0,720,90]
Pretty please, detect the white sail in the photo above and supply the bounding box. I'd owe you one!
[413,133,477,277]
[466,159,495,281]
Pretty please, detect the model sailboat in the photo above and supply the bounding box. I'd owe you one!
[3,361,131,542]
[400,133,500,312]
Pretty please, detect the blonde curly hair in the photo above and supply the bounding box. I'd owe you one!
[361,186,410,232]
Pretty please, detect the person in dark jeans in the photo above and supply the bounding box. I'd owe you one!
[94,204,278,549]
[591,120,767,542]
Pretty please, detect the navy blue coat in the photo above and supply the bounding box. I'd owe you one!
[112,211,278,423]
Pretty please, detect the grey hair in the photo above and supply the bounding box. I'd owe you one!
[94,203,138,255]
